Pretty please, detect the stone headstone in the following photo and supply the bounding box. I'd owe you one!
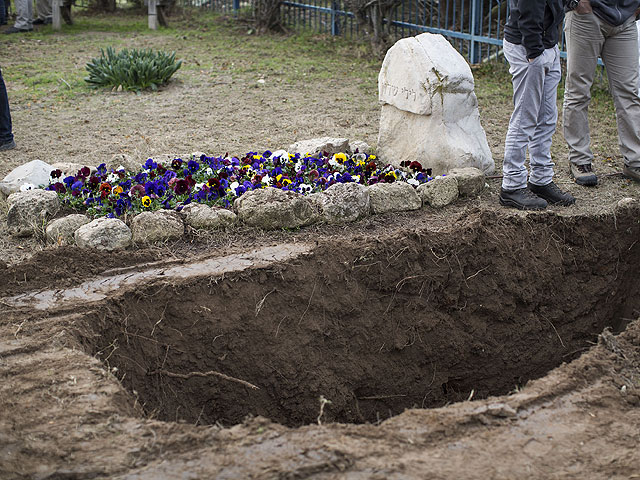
[7,190,60,237]
[181,203,238,229]
[235,187,319,230]
[131,210,184,244]
[417,175,459,208]
[75,217,132,251]
[0,160,53,196]
[377,33,494,175]
[368,182,422,214]
[45,214,90,245]
[313,182,371,224]
[289,137,351,156]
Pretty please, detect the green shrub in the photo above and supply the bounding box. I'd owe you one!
[85,47,182,92]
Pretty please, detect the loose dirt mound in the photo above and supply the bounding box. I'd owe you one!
[1,205,639,479]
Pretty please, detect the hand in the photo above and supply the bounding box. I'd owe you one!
[576,0,592,14]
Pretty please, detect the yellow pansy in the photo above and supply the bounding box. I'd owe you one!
[141,196,151,208]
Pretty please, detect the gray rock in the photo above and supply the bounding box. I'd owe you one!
[0,160,53,196]
[349,140,372,155]
[45,214,90,245]
[7,190,60,237]
[181,203,238,229]
[368,182,422,214]
[107,154,139,173]
[448,167,485,196]
[377,33,494,175]
[314,182,370,223]
[131,210,184,244]
[417,175,459,208]
[235,187,319,230]
[289,137,351,156]
[75,217,132,251]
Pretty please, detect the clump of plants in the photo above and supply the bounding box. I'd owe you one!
[85,47,182,92]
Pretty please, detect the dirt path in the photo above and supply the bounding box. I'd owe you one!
[1,204,639,479]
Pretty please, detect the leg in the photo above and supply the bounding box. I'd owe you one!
[601,18,640,169]
[0,67,15,147]
[563,11,603,166]
[0,0,6,25]
[12,0,33,30]
[502,40,546,191]
[35,0,53,22]
[528,46,562,187]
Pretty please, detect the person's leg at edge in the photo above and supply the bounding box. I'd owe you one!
[563,10,602,185]
[12,0,33,31]
[500,40,548,210]
[0,67,16,150]
[600,17,640,182]
[528,46,575,205]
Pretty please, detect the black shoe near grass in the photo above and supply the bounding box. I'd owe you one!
[528,181,575,206]
[0,139,16,151]
[622,165,640,183]
[570,163,598,186]
[499,187,547,211]
[4,26,33,34]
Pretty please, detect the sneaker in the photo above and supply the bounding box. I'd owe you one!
[528,181,576,206]
[4,26,33,34]
[623,165,640,183]
[570,163,598,186]
[499,187,548,210]
[33,18,51,25]
[0,139,16,151]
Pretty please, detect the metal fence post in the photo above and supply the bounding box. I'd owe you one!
[469,0,481,64]
[331,0,339,36]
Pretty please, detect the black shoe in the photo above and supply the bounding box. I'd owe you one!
[33,18,45,24]
[0,139,16,151]
[528,181,575,206]
[4,26,33,34]
[499,187,548,210]
[623,165,640,183]
[570,163,598,186]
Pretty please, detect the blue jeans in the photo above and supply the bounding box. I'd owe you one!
[0,67,14,145]
[0,0,6,25]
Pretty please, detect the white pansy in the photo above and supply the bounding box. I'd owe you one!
[205,168,213,175]
[19,183,36,192]
[407,179,419,187]
[230,181,240,191]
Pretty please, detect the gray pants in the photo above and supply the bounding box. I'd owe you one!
[563,11,640,169]
[13,0,33,30]
[502,40,561,190]
[36,0,52,21]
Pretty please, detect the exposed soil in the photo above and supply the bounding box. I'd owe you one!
[2,203,640,479]
[1,12,640,479]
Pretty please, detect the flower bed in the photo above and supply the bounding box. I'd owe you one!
[45,151,433,218]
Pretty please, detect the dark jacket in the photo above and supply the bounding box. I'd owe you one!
[577,0,640,26]
[504,0,565,60]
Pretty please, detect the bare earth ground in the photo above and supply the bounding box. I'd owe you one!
[1,11,640,480]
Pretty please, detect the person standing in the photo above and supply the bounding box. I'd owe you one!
[0,66,16,151]
[4,0,33,34]
[499,0,576,210]
[0,0,7,26]
[564,0,640,185]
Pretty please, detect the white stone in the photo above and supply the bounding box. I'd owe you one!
[131,210,184,244]
[181,203,238,229]
[417,175,459,208]
[377,33,494,175]
[368,182,422,214]
[75,217,132,251]
[314,182,370,223]
[0,160,53,196]
[448,167,485,196]
[7,190,60,237]
[235,187,319,230]
[349,140,372,155]
[45,214,90,245]
[289,137,351,156]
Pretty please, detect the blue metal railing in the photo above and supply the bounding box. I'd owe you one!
[177,0,579,65]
